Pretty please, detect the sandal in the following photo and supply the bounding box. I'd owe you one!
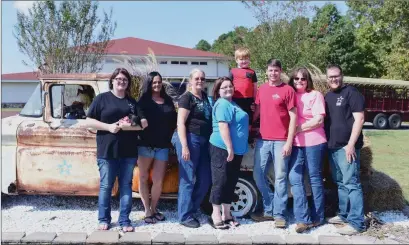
[143,215,157,224]
[208,217,229,230]
[224,218,240,227]
[97,223,109,231]
[121,226,134,233]
[153,212,166,221]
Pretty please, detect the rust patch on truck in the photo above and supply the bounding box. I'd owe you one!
[17,123,96,148]
[15,146,116,196]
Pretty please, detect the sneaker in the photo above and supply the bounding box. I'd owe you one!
[336,224,360,235]
[181,218,200,228]
[328,216,346,224]
[250,212,275,222]
[295,223,310,233]
[275,218,287,228]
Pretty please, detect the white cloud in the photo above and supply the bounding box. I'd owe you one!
[13,1,36,14]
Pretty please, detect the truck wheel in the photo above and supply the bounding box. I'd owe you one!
[231,178,258,217]
[373,113,388,129]
[388,114,402,129]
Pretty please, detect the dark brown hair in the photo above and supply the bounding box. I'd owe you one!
[266,58,282,69]
[212,76,234,101]
[288,67,314,92]
[109,68,132,95]
[326,64,343,75]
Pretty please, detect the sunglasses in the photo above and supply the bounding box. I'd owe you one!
[294,77,307,82]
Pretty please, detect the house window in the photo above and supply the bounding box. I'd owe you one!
[199,62,208,65]
[171,61,179,65]
[191,61,199,65]
[180,61,188,65]
[160,61,167,64]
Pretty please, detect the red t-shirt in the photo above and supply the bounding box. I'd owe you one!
[229,68,257,98]
[255,83,296,140]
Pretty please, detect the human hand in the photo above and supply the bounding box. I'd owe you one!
[182,146,190,161]
[141,119,148,129]
[281,142,292,157]
[343,144,356,164]
[108,122,121,133]
[227,148,234,162]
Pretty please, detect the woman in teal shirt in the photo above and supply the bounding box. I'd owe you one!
[208,77,249,229]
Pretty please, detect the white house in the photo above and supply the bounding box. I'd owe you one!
[1,37,231,105]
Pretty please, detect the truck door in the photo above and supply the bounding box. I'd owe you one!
[15,81,116,196]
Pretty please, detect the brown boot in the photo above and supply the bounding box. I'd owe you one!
[295,223,310,233]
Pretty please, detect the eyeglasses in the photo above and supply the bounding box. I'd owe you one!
[220,85,234,90]
[194,77,205,81]
[294,77,306,82]
[114,77,128,82]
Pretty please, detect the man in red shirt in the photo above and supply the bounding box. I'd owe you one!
[251,59,297,228]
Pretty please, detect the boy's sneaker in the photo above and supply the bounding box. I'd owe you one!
[295,223,310,233]
[275,218,287,228]
[328,216,346,224]
[336,224,360,235]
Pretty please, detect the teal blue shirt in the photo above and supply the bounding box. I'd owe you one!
[209,98,249,155]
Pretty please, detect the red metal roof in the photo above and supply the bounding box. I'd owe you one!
[105,37,226,58]
[1,71,38,81]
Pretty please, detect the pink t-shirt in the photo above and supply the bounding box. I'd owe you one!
[293,90,327,147]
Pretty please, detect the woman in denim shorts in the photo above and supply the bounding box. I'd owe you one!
[137,71,177,223]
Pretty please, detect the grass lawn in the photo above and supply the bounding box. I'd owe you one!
[1,108,22,112]
[365,130,409,203]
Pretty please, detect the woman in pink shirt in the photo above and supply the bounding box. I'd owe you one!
[288,67,327,233]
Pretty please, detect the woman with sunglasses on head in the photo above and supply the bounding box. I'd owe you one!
[137,71,177,224]
[287,67,327,233]
[208,77,249,229]
[174,68,212,228]
[85,68,147,232]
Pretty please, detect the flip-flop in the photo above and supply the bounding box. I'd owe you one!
[153,212,166,221]
[97,223,109,230]
[144,215,157,224]
[208,217,229,230]
[121,226,134,232]
[224,218,240,227]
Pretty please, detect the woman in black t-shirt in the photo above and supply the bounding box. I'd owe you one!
[85,68,147,232]
[174,68,212,228]
[137,71,177,223]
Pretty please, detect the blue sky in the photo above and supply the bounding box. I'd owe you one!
[1,1,347,74]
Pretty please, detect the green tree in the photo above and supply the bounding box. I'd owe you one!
[347,0,409,79]
[194,39,211,51]
[14,0,116,74]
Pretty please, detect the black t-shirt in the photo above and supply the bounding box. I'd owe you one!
[324,85,365,149]
[87,91,144,158]
[178,91,212,138]
[138,96,177,148]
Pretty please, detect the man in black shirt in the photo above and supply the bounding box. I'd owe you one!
[324,64,366,235]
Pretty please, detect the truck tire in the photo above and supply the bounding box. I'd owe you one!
[200,177,258,218]
[388,114,402,129]
[373,113,388,129]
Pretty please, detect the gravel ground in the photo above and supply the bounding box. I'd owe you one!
[2,195,409,239]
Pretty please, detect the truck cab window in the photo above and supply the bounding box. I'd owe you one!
[50,84,95,119]
[20,83,43,117]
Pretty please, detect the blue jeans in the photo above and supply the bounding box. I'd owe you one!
[329,148,366,232]
[97,158,136,227]
[289,143,326,225]
[138,146,169,161]
[173,132,212,223]
[253,139,290,220]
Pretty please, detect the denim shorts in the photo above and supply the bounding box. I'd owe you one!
[138,146,169,161]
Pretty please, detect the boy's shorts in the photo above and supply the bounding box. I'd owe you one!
[232,97,254,124]
[138,146,169,161]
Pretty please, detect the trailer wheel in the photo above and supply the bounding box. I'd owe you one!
[373,113,388,129]
[388,114,402,129]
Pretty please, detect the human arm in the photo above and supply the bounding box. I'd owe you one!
[219,122,234,162]
[215,100,235,161]
[282,107,297,157]
[296,92,326,133]
[177,108,191,161]
[83,117,121,133]
[135,98,148,129]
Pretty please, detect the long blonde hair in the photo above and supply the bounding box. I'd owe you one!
[184,68,206,93]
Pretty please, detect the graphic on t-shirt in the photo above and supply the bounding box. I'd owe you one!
[272,94,281,100]
[336,96,344,106]
[193,96,211,120]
